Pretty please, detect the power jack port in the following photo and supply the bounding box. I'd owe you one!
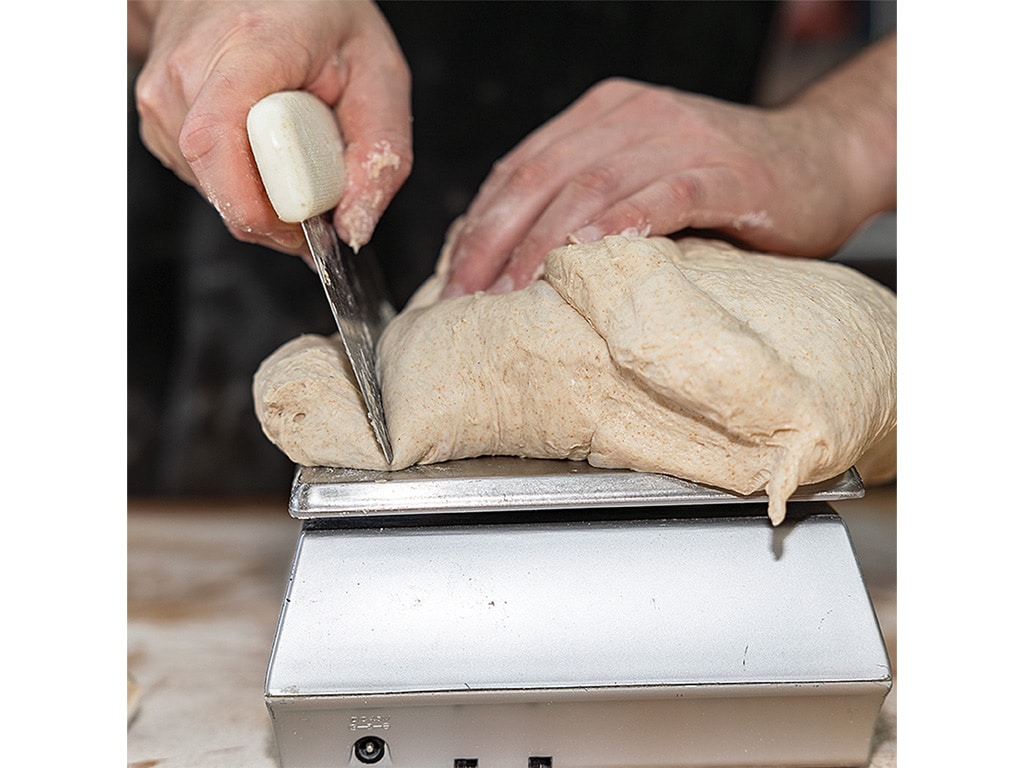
[353,736,387,764]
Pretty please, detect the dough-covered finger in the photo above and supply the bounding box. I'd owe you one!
[331,7,413,249]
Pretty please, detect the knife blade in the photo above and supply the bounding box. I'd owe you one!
[246,91,394,464]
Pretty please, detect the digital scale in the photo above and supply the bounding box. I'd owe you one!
[265,457,891,768]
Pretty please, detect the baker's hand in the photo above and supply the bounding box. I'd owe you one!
[129,0,412,256]
[442,36,896,297]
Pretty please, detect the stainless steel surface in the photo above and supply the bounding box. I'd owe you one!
[289,456,864,518]
[302,215,394,464]
[266,507,890,766]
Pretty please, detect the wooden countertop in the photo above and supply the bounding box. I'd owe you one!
[127,486,896,768]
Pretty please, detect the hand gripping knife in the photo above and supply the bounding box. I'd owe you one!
[247,91,394,463]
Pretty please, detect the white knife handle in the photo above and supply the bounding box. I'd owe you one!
[246,91,346,223]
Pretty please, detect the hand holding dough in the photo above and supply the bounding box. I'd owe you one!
[254,236,896,524]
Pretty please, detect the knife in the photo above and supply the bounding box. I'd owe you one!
[247,91,394,464]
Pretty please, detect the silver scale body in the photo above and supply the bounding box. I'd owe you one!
[244,93,890,767]
[265,457,891,768]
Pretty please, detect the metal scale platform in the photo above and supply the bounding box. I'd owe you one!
[265,457,891,768]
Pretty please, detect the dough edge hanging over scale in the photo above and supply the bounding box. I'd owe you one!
[253,235,896,524]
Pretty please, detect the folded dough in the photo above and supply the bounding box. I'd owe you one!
[253,236,896,524]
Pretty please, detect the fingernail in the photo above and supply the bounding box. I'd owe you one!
[487,274,515,295]
[569,224,603,244]
[618,223,652,238]
[447,242,468,270]
[272,231,306,251]
[440,280,467,300]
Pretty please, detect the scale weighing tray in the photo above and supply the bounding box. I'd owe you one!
[266,458,891,768]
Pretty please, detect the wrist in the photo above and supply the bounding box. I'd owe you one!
[782,35,897,237]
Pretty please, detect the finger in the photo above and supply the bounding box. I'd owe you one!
[179,60,310,253]
[440,156,566,296]
[134,1,313,253]
[138,62,304,255]
[567,167,775,250]
[135,62,200,190]
[330,25,413,250]
[485,150,666,293]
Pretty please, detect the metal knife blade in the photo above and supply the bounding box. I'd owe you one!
[302,215,393,464]
[247,91,394,463]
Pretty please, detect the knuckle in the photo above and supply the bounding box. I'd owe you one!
[133,56,186,124]
[628,85,677,116]
[133,74,159,121]
[452,220,499,260]
[566,165,620,201]
[389,54,413,89]
[587,76,635,101]
[661,174,702,210]
[178,111,217,164]
[489,154,514,179]
[505,156,555,194]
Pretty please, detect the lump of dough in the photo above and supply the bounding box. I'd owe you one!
[253,236,896,524]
